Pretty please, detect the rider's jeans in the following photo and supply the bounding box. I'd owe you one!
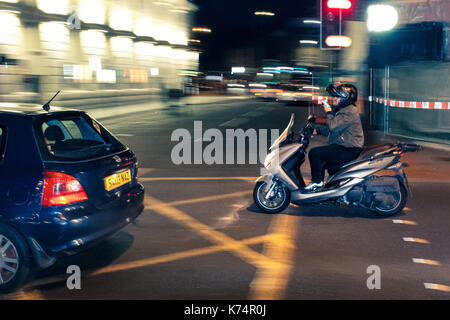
[308,144,362,183]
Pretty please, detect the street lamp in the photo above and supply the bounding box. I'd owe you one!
[367,5,398,32]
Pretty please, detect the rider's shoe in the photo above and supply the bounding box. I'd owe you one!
[304,181,324,192]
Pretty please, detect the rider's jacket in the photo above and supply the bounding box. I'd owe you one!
[317,105,364,149]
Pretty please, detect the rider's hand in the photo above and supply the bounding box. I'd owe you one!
[323,102,332,113]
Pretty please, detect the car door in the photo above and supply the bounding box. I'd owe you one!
[0,117,44,224]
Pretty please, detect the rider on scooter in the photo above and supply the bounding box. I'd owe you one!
[305,82,364,191]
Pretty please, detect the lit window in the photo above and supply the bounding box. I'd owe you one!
[111,37,133,55]
[78,0,105,24]
[81,30,106,49]
[0,12,20,45]
[37,0,69,15]
[39,22,69,51]
[134,18,154,37]
[110,8,132,31]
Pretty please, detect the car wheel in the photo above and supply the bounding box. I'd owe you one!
[0,224,31,293]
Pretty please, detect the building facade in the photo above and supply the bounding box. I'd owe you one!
[0,0,199,105]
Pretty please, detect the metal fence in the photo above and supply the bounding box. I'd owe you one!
[370,61,450,145]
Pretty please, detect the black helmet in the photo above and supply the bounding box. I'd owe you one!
[326,83,358,110]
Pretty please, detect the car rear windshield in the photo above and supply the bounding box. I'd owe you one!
[34,112,125,161]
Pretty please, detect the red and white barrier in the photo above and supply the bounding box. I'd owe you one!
[371,97,449,110]
[311,95,450,110]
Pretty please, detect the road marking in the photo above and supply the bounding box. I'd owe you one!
[403,237,430,244]
[412,258,441,266]
[139,176,255,182]
[4,289,45,300]
[91,234,275,277]
[115,134,134,137]
[424,283,450,292]
[137,168,154,177]
[145,195,278,269]
[147,190,252,208]
[219,118,248,127]
[19,192,274,294]
[21,234,276,291]
[250,214,299,300]
[392,219,418,225]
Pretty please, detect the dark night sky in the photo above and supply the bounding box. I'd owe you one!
[189,0,320,71]
[189,0,371,71]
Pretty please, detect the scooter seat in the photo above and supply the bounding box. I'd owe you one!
[326,143,395,175]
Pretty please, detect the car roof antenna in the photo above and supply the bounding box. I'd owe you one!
[42,90,61,112]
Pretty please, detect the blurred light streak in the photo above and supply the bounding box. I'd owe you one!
[249,83,267,88]
[257,73,274,78]
[303,86,320,90]
[303,19,321,24]
[254,11,275,16]
[192,27,212,33]
[231,67,246,74]
[300,40,318,45]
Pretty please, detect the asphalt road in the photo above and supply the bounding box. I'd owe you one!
[4,97,450,300]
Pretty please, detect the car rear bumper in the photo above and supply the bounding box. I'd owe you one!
[23,182,145,268]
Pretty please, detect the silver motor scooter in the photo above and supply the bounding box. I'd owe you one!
[253,113,421,215]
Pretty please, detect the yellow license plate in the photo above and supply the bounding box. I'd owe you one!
[104,169,132,191]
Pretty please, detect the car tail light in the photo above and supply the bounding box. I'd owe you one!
[42,171,88,206]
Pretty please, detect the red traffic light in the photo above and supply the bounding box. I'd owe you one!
[327,0,352,9]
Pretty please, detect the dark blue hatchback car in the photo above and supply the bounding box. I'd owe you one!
[0,104,144,292]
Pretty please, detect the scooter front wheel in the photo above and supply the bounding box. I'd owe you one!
[253,181,290,214]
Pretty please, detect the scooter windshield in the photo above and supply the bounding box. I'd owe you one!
[269,113,294,151]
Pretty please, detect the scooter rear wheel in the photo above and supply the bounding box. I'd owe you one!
[253,181,290,214]
[371,184,407,216]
